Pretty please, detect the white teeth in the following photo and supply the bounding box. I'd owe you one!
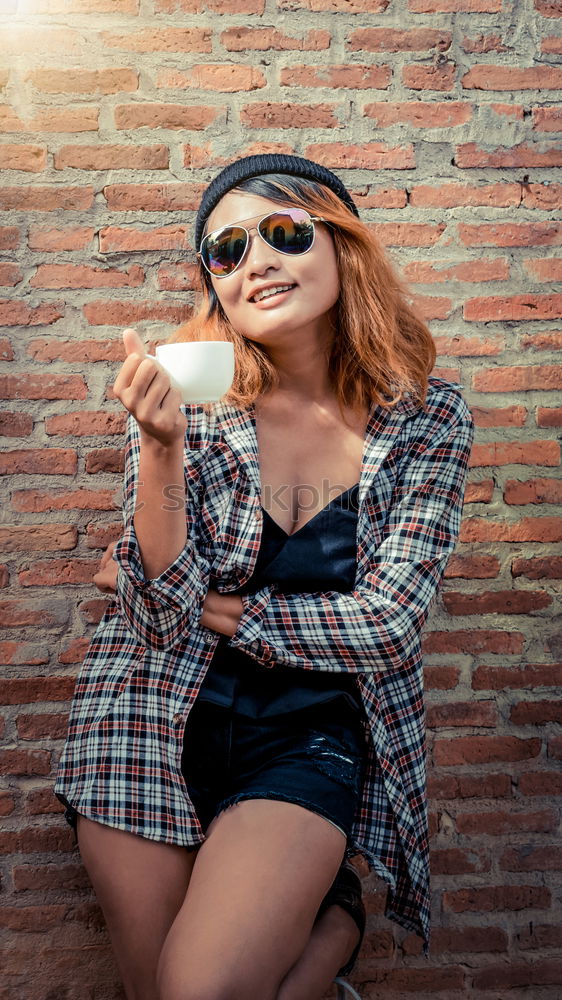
[252,284,293,303]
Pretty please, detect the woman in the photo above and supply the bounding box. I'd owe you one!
[55,154,474,1000]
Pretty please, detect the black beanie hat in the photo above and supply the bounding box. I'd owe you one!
[194,153,359,251]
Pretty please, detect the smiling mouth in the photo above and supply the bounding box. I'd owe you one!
[250,284,296,304]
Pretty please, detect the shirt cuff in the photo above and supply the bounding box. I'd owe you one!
[114,521,205,606]
[228,586,278,667]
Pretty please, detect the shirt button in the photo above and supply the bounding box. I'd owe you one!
[173,713,183,726]
[203,631,215,643]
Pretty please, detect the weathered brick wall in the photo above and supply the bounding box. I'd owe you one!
[1,0,561,997]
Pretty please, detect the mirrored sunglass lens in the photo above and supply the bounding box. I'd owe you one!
[259,211,314,254]
[203,227,247,275]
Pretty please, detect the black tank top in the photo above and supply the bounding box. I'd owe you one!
[196,484,363,718]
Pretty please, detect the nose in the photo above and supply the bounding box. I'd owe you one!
[244,225,279,276]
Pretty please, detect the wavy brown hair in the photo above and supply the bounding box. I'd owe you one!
[171,174,436,413]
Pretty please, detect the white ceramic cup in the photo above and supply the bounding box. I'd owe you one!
[146,341,235,404]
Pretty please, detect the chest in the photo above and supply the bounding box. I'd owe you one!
[255,405,368,535]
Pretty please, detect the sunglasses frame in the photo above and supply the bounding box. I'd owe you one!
[197,208,327,279]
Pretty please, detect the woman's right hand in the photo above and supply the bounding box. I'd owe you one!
[112,328,187,447]
[93,540,118,594]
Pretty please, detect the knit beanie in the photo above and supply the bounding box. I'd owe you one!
[194,153,359,251]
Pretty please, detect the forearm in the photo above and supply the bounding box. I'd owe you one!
[134,434,187,580]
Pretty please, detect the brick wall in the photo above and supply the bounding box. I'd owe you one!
[1,0,561,997]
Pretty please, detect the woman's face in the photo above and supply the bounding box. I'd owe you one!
[204,190,340,349]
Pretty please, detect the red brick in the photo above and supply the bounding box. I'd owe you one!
[464,479,494,502]
[221,28,330,50]
[474,364,562,391]
[472,960,562,990]
[55,144,168,170]
[472,663,562,690]
[524,258,562,280]
[83,299,191,327]
[459,221,561,246]
[19,559,98,586]
[428,772,510,799]
[0,186,94,212]
[352,187,406,209]
[0,791,16,815]
[28,226,94,251]
[114,103,218,130]
[59,637,91,663]
[455,141,562,167]
[280,64,390,89]
[1,106,99,133]
[0,642,50,666]
[0,565,9,587]
[537,405,562,425]
[465,293,562,320]
[444,554,500,578]
[26,67,138,94]
[442,589,552,615]
[433,736,541,765]
[44,411,126,436]
[518,771,562,796]
[0,301,65,327]
[549,736,562,759]
[463,64,562,88]
[411,0,500,7]
[0,825,72,853]
[86,522,122,548]
[511,699,562,725]
[31,263,144,289]
[104,182,203,211]
[279,0,384,8]
[17,713,69,739]
[0,144,46,171]
[241,102,340,128]
[4,27,81,55]
[403,62,456,90]
[369,223,446,247]
[365,101,471,127]
[85,448,124,474]
[348,27,451,51]
[443,884,550,913]
[424,630,523,654]
[0,749,51,775]
[522,182,562,209]
[533,107,562,132]
[405,924,507,956]
[13,862,90,891]
[0,225,19,249]
[461,30,508,50]
[99,225,188,252]
[469,442,560,467]
[0,449,76,475]
[430,848,490,875]
[426,700,497,727]
[0,525,77,552]
[424,665,460,689]
[157,64,265,91]
[516,923,562,949]
[504,477,562,504]
[0,676,75,705]
[542,36,562,53]
[80,596,114,623]
[0,263,23,286]
[460,516,562,542]
[102,28,212,52]
[157,263,198,291]
[28,337,124,363]
[0,903,69,931]
[0,374,86,400]
[457,808,556,835]
[304,142,415,169]
[433,333,503,355]
[410,183,519,207]
[471,405,527,427]
[512,556,562,578]
[536,0,562,14]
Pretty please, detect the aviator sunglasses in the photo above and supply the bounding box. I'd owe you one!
[198,208,327,278]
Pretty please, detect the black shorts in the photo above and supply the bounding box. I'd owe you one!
[181,696,367,844]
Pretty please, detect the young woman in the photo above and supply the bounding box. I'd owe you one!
[55,154,474,1000]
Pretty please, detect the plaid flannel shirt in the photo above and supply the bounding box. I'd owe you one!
[55,375,474,954]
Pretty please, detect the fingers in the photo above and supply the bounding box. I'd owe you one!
[122,327,145,358]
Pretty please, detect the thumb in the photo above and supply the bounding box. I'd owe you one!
[122,328,145,358]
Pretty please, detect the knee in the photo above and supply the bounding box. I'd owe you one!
[158,967,274,1000]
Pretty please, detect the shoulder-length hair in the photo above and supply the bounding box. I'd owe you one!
[170,174,436,413]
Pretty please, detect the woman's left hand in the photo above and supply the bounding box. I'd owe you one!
[200,589,243,638]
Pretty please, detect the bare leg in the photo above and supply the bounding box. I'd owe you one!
[76,814,198,1000]
[157,798,348,1000]
[276,904,361,1000]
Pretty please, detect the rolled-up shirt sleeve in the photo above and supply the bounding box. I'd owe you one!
[113,412,209,650]
[228,396,474,674]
